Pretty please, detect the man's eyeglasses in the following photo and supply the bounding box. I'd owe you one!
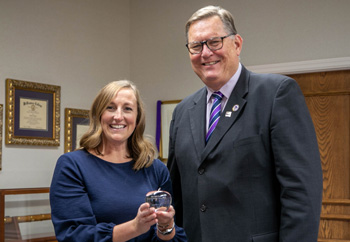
[186,33,235,54]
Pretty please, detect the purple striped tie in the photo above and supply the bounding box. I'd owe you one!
[206,91,224,142]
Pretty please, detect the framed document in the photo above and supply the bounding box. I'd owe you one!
[64,108,90,153]
[5,79,61,146]
[156,100,181,162]
[0,104,3,170]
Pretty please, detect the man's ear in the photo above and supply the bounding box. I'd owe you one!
[234,34,243,56]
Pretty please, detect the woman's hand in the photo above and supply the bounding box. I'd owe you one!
[132,203,158,234]
[156,205,175,227]
[112,203,157,242]
[155,205,176,240]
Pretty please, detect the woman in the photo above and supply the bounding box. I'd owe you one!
[50,80,187,242]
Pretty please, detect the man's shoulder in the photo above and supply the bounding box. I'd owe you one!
[249,70,289,81]
[247,67,294,84]
[177,87,206,107]
[244,70,302,101]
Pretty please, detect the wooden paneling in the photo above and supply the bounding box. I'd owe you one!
[289,70,350,241]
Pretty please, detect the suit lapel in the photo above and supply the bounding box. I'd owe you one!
[201,67,250,163]
[189,88,207,162]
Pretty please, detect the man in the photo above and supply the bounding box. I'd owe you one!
[167,5,323,242]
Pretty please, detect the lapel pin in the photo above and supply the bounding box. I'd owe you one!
[232,104,239,112]
[225,111,232,117]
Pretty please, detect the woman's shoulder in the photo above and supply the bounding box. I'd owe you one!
[58,148,87,159]
[150,158,167,169]
[56,149,91,167]
[146,159,169,178]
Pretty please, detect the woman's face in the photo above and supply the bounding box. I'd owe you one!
[100,88,138,147]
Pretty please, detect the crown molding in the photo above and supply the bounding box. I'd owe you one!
[247,57,350,75]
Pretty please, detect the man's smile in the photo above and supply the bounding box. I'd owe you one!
[202,60,219,66]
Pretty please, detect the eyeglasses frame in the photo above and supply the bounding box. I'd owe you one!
[186,33,235,54]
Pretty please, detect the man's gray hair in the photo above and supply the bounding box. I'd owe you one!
[185,5,237,42]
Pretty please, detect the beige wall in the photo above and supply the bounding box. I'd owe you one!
[0,0,349,189]
[130,0,350,139]
[0,0,130,188]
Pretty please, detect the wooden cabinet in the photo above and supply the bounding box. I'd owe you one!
[0,188,57,242]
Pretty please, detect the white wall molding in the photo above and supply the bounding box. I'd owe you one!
[247,57,350,74]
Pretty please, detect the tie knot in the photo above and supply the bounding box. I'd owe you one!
[212,91,223,101]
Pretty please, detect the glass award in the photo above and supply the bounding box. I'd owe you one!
[145,190,172,211]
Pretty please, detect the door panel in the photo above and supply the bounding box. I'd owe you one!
[288,70,350,241]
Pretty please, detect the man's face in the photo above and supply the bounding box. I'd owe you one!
[187,16,243,91]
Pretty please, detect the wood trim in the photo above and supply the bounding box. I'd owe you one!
[303,92,350,97]
[0,187,49,196]
[322,199,350,205]
[4,213,51,223]
[0,192,4,242]
[321,214,350,221]
[320,199,350,221]
[318,239,350,242]
[247,57,350,75]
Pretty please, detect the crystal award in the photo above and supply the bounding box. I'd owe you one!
[145,190,172,211]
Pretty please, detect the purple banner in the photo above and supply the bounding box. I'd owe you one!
[156,100,161,151]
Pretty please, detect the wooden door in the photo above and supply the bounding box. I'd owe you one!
[289,70,350,241]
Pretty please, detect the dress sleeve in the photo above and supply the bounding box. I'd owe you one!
[50,154,115,242]
[153,159,173,194]
[150,224,188,242]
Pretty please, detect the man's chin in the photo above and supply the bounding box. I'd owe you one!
[202,79,225,91]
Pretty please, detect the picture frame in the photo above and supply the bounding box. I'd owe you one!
[156,100,181,162]
[64,108,90,153]
[5,79,61,146]
[0,104,3,170]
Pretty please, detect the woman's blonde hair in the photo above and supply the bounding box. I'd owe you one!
[79,80,157,170]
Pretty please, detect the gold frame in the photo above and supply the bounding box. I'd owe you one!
[0,104,3,170]
[158,100,181,162]
[64,108,89,153]
[5,79,60,146]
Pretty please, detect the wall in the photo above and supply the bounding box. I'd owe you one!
[0,0,349,189]
[0,0,130,188]
[130,0,350,138]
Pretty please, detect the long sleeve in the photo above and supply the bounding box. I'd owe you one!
[50,154,115,242]
[271,77,323,241]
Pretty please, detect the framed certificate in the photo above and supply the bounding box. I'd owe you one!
[5,79,61,146]
[156,100,181,162]
[64,108,90,153]
[0,104,3,170]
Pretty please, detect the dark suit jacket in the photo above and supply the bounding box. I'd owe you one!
[167,66,323,242]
